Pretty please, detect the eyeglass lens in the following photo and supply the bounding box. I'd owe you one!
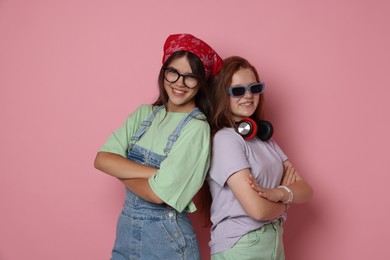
[164,68,198,88]
[229,83,264,97]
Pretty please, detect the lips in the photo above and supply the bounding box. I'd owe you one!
[239,101,254,106]
[171,87,187,95]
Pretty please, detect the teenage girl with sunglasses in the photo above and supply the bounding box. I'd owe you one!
[207,56,313,259]
[94,33,222,260]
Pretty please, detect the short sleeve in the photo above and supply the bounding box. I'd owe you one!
[99,105,151,157]
[268,139,288,162]
[148,119,211,213]
[208,129,251,187]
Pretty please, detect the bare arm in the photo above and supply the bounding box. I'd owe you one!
[281,160,313,204]
[227,168,285,222]
[94,151,163,204]
[119,179,164,204]
[94,151,157,179]
[250,160,313,204]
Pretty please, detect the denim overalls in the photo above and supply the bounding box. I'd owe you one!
[111,106,202,260]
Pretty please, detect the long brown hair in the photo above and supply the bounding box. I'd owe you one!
[199,56,266,227]
[152,50,213,121]
[210,56,265,135]
[152,51,217,227]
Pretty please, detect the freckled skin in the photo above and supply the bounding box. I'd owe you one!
[230,68,260,122]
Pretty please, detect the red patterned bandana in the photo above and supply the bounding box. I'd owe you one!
[162,33,223,79]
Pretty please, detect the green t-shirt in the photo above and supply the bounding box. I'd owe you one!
[100,104,211,213]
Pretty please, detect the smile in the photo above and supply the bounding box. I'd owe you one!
[239,101,254,106]
[171,87,187,95]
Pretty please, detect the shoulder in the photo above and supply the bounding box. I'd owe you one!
[185,113,210,132]
[212,128,247,154]
[266,138,288,161]
[265,138,282,151]
[125,104,158,120]
[214,128,244,144]
[134,104,155,115]
[118,105,157,131]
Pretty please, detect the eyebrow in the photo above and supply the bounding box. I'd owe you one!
[231,82,258,87]
[166,66,196,76]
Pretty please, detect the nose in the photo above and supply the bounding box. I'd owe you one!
[175,75,185,87]
[243,89,253,98]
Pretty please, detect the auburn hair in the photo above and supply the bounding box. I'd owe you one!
[209,56,265,135]
[198,57,266,227]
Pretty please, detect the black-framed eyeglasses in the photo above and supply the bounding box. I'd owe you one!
[228,82,265,97]
[163,67,199,89]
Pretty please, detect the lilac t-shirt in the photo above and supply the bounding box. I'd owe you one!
[207,127,288,254]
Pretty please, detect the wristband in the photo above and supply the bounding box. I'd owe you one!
[278,185,294,204]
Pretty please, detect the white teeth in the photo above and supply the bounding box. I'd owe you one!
[172,88,185,94]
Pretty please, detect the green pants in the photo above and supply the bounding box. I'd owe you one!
[212,219,285,260]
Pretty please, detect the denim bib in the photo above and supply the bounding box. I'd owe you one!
[111,106,202,260]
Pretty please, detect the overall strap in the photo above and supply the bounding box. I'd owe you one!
[130,105,165,145]
[163,107,204,155]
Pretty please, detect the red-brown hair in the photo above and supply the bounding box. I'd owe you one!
[210,56,265,135]
[198,56,266,227]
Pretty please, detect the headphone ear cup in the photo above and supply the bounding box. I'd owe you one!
[257,120,273,141]
[235,118,257,140]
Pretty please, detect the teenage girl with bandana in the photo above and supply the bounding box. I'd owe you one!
[94,34,222,260]
[207,56,313,259]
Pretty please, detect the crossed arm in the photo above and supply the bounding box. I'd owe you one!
[250,160,313,204]
[94,152,163,204]
[227,160,313,222]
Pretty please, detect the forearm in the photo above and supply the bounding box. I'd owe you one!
[120,178,163,204]
[228,169,285,221]
[253,198,286,221]
[281,160,313,204]
[287,179,313,204]
[94,151,157,179]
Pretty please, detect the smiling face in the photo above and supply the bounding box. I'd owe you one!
[229,68,260,122]
[164,55,199,112]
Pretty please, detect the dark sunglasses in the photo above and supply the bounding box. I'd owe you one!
[228,82,265,97]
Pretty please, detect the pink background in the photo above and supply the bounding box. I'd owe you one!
[1,0,389,259]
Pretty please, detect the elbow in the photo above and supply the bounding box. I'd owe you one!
[246,204,280,222]
[94,152,104,171]
[252,214,269,222]
[299,184,314,203]
[249,211,271,222]
[149,191,164,204]
[145,183,164,204]
[152,197,164,204]
[145,194,164,205]
[293,181,314,204]
[94,155,99,170]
